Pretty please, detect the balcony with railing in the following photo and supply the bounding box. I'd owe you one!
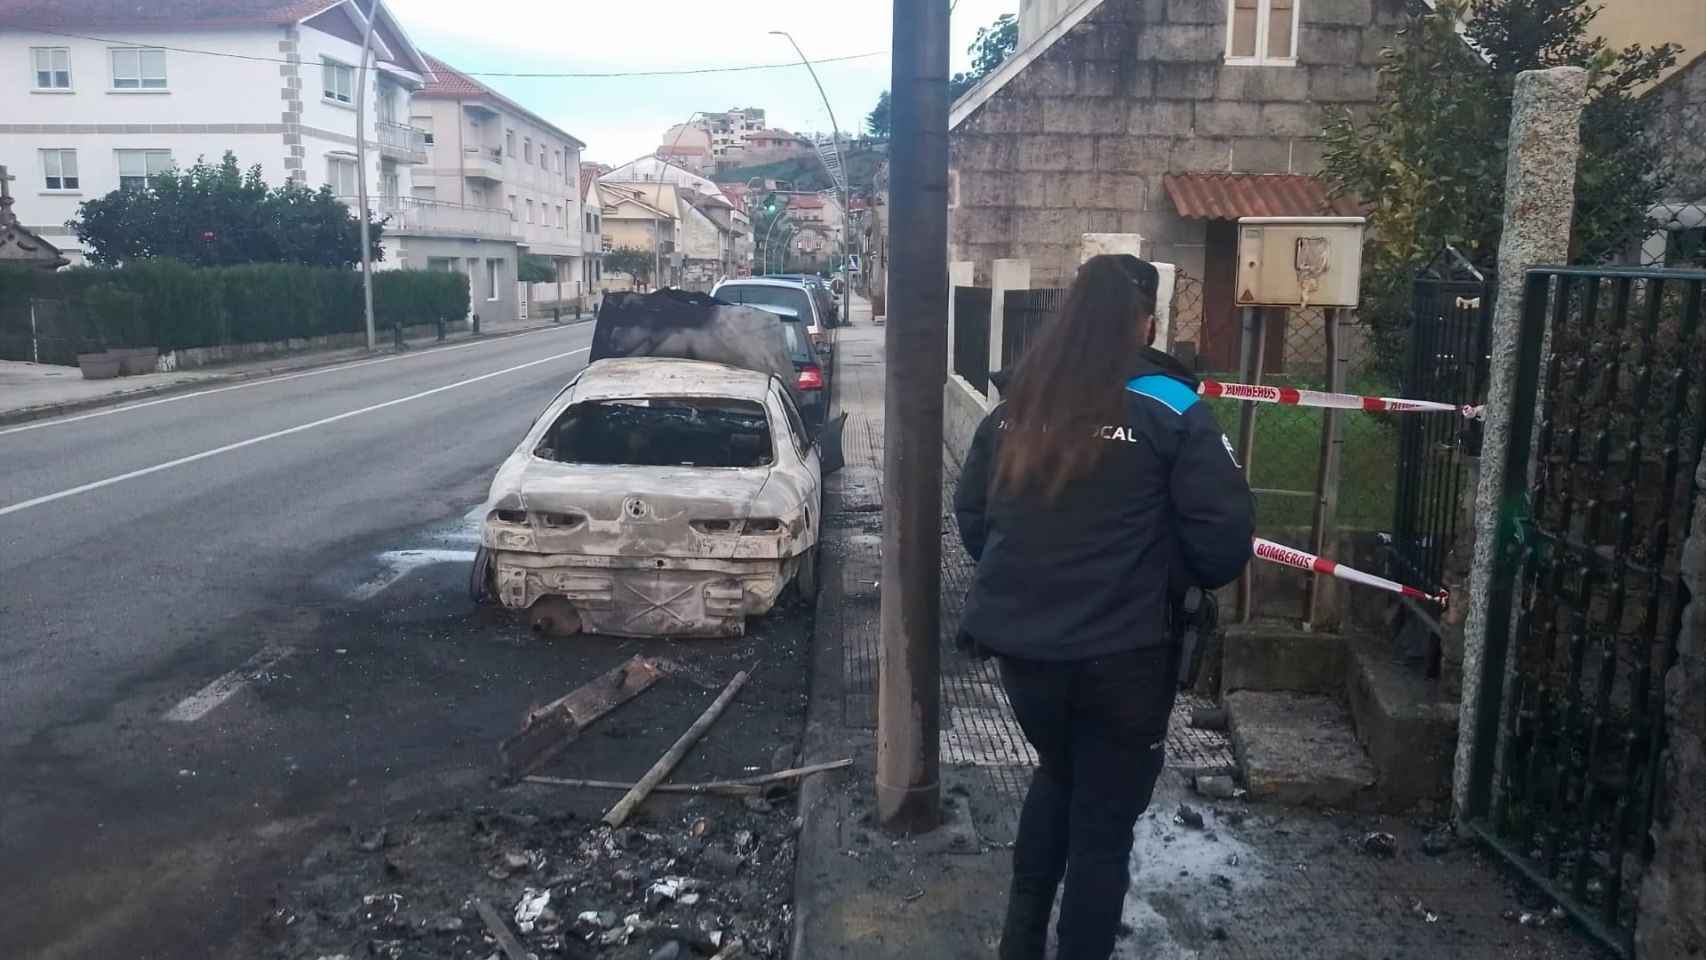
[462,145,505,182]
[375,120,429,164]
[380,197,517,240]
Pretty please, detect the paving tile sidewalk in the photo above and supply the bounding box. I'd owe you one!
[0,313,581,426]
[792,303,1608,959]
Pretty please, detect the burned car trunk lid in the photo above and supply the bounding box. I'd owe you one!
[491,461,779,561]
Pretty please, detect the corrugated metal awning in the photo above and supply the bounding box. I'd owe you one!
[1163,173,1348,220]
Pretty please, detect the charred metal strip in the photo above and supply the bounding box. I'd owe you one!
[1572,641,1618,903]
[1466,820,1633,959]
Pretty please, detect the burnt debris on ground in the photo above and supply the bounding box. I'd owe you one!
[263,794,800,959]
[256,587,821,960]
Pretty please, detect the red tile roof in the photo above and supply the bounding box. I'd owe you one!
[1163,173,1349,220]
[418,53,585,149]
[419,53,489,98]
[0,0,341,29]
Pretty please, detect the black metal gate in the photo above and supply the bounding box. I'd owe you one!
[1001,287,1064,373]
[1467,266,1706,956]
[1390,255,1494,664]
[952,286,992,394]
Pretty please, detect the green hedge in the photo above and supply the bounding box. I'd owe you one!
[0,261,469,358]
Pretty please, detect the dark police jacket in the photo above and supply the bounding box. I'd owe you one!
[954,349,1255,661]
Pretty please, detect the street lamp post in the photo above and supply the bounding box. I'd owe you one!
[760,209,789,275]
[353,0,379,350]
[770,31,850,324]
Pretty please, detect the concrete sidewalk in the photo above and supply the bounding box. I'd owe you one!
[0,312,580,427]
[792,307,1608,958]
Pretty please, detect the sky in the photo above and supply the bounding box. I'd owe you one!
[387,0,1018,166]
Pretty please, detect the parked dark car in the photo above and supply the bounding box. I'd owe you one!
[745,303,827,427]
[764,273,839,326]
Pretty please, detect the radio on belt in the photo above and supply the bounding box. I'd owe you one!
[1236,216,1366,308]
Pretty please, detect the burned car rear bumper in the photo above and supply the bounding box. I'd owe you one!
[488,550,801,638]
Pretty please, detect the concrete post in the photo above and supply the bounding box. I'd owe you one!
[1153,262,1177,349]
[987,258,1031,402]
[946,260,974,378]
[1637,457,1706,958]
[1451,67,1588,823]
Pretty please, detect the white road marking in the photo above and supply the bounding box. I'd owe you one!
[0,326,583,438]
[349,547,478,601]
[163,644,294,723]
[0,347,590,519]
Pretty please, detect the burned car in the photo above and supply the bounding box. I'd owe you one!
[472,291,841,638]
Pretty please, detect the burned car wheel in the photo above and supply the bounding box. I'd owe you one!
[469,546,495,605]
[794,545,819,600]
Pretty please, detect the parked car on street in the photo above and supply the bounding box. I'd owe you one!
[747,303,829,427]
[762,273,839,326]
[713,277,832,348]
[471,289,843,639]
[474,358,826,638]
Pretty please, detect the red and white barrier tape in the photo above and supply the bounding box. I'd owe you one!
[1201,379,1484,420]
[1253,537,1448,607]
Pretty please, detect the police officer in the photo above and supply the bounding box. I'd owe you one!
[954,254,1254,960]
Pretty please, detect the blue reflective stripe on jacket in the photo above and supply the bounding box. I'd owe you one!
[1126,374,1198,414]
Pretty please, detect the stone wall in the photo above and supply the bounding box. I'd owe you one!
[949,0,1404,286]
[1635,457,1706,958]
[1648,53,1706,205]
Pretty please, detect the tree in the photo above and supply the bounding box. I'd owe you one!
[950,13,1019,99]
[71,152,385,268]
[867,90,892,138]
[1321,0,1679,361]
[603,246,655,288]
[519,254,557,283]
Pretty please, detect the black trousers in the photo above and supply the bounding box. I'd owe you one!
[996,645,1177,960]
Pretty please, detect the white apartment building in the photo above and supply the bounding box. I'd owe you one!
[0,0,433,268]
[412,53,586,314]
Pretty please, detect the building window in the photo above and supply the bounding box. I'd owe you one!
[322,59,353,103]
[557,205,565,230]
[40,149,78,190]
[376,84,398,123]
[505,130,515,157]
[32,47,72,90]
[486,259,501,300]
[508,194,518,218]
[111,47,167,89]
[327,156,358,197]
[117,149,172,191]
[526,199,535,223]
[380,167,400,203]
[1227,0,1298,65]
[524,138,533,164]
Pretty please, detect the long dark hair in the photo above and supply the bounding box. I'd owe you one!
[994,254,1158,502]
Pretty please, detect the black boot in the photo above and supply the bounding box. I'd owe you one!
[998,884,1053,960]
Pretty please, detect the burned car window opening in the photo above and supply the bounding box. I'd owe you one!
[539,398,774,469]
[718,284,814,324]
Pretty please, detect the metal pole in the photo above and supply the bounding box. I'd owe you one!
[353,0,379,351]
[29,299,40,364]
[877,0,947,835]
[1306,308,1346,628]
[769,31,851,323]
[1233,306,1265,623]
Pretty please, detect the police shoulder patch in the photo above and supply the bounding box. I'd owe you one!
[1126,375,1198,415]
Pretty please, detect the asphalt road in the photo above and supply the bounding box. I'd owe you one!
[0,326,813,959]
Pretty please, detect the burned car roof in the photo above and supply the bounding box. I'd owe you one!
[571,358,774,403]
[590,288,802,405]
